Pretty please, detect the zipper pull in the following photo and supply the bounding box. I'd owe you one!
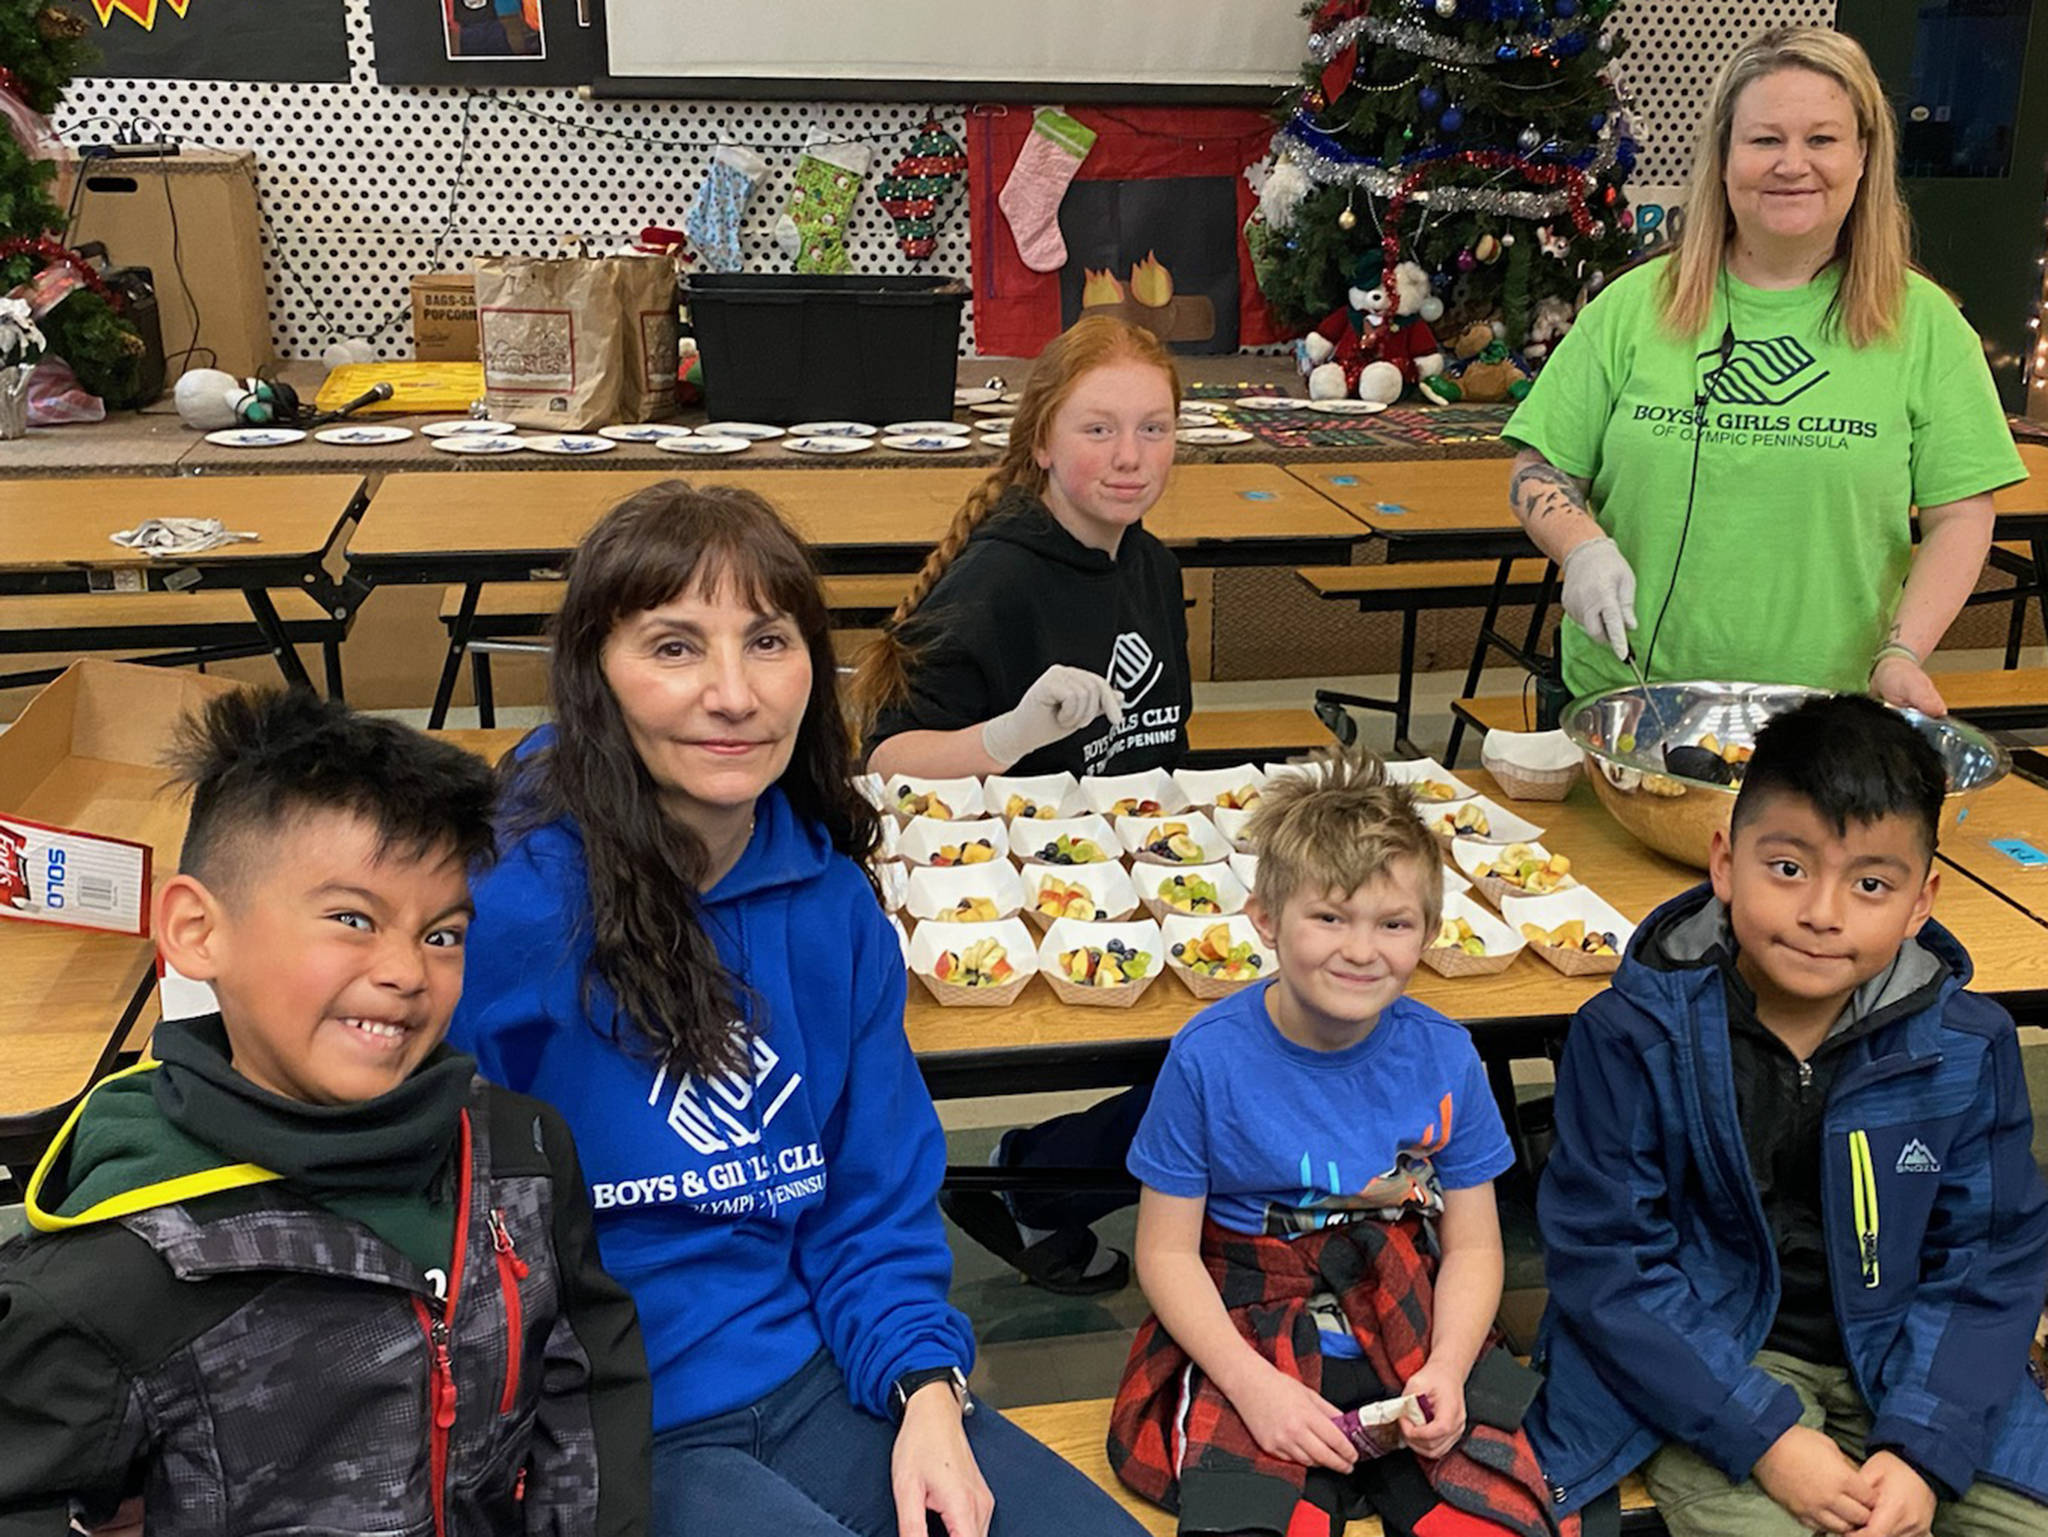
[1797,1060,1813,1092]
[431,1321,458,1430]
[1860,1233,1881,1287]
[488,1208,530,1280]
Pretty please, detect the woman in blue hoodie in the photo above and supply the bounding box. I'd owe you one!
[450,483,1147,1537]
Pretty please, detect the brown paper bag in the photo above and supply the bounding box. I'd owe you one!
[475,254,626,430]
[612,254,680,423]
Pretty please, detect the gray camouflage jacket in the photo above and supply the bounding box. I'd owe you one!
[0,1083,650,1537]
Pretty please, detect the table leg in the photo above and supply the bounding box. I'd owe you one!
[430,582,482,731]
[1444,557,1515,767]
[242,588,314,691]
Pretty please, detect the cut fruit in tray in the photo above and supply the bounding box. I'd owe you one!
[1056,938,1153,986]
[1384,757,1476,803]
[1454,838,1576,897]
[1171,921,1264,979]
[1017,814,1119,866]
[932,936,1016,986]
[1119,811,1230,865]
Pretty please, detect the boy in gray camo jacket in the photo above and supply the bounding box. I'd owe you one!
[0,690,650,1537]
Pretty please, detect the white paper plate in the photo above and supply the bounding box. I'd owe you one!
[1177,409,1223,427]
[598,423,694,442]
[520,433,616,455]
[1384,758,1477,803]
[883,420,969,436]
[952,386,1001,406]
[1176,426,1253,445]
[1000,390,1024,403]
[880,433,973,453]
[422,419,516,438]
[205,427,306,448]
[432,434,526,455]
[1233,395,1300,410]
[698,421,784,440]
[788,420,877,437]
[968,401,1019,417]
[1422,795,1544,844]
[1308,399,1389,415]
[979,432,1011,450]
[883,774,988,823]
[312,424,413,445]
[985,772,1085,823]
[785,434,875,455]
[657,434,751,455]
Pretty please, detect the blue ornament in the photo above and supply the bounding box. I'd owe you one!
[1588,110,1607,132]
[1418,84,1441,112]
[1554,0,1577,14]
[1557,31,1588,55]
[1439,105,1464,132]
[1496,43,1521,61]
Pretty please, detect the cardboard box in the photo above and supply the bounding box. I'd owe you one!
[0,662,241,1128]
[412,272,479,362]
[0,662,238,885]
[64,147,273,379]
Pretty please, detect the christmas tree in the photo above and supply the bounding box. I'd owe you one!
[1250,0,1640,367]
[0,0,144,406]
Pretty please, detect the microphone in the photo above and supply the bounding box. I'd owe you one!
[308,381,395,426]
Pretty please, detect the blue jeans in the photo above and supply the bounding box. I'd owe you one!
[1004,1079,1155,1232]
[652,1350,1149,1537]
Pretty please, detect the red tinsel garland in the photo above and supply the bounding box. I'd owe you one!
[0,233,119,306]
[1379,149,1597,274]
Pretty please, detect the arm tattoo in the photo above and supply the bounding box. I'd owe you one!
[1509,461,1592,525]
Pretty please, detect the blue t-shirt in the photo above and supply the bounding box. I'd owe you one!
[1130,986,1514,1238]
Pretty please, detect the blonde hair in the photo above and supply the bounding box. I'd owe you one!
[847,315,1182,729]
[1246,749,1444,936]
[1659,27,1911,347]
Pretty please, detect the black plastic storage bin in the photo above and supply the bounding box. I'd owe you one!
[685,273,969,427]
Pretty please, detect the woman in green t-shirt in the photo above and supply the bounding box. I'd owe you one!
[1503,27,2023,710]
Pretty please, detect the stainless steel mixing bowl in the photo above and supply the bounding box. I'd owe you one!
[1561,681,2010,869]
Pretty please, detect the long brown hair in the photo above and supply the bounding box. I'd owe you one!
[507,480,880,1077]
[847,314,1182,730]
[1659,27,1911,347]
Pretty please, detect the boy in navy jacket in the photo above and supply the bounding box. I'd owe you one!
[1530,694,2048,1535]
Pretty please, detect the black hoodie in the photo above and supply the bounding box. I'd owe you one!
[869,487,1192,777]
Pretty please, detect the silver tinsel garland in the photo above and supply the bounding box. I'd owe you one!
[1268,129,1621,219]
[1309,13,1592,67]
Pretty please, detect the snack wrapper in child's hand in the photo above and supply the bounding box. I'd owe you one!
[1331,1394,1425,1459]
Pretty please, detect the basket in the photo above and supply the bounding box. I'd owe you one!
[1419,943,1520,979]
[1168,959,1263,999]
[1043,970,1158,1008]
[913,970,1034,1008]
[1481,729,1586,803]
[1525,940,1622,977]
[1486,761,1585,802]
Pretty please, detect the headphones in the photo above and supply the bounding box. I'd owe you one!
[1640,265,1738,678]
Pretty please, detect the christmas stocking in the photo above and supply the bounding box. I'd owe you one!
[999,107,1097,272]
[773,141,874,275]
[685,144,769,273]
[876,119,968,261]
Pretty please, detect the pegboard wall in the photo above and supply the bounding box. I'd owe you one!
[56,0,1834,363]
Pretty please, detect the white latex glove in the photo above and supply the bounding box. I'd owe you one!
[981,665,1124,768]
[1560,536,1637,662]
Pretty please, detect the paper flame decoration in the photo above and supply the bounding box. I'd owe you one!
[1081,269,1125,306]
[1130,252,1175,308]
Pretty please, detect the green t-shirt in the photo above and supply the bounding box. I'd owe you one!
[1504,260,2023,699]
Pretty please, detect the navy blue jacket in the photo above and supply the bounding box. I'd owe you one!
[1528,885,2048,1515]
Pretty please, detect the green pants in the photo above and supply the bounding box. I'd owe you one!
[1643,1350,2044,1537]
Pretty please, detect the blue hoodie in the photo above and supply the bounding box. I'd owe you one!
[450,763,973,1431]
[1529,883,2048,1515]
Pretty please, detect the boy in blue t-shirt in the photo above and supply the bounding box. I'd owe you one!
[1108,753,1566,1537]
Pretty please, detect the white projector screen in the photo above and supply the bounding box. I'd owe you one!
[602,0,1309,94]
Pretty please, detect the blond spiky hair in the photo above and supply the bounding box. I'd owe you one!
[1244,748,1444,934]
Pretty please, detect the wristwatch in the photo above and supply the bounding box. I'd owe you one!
[888,1365,971,1424]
